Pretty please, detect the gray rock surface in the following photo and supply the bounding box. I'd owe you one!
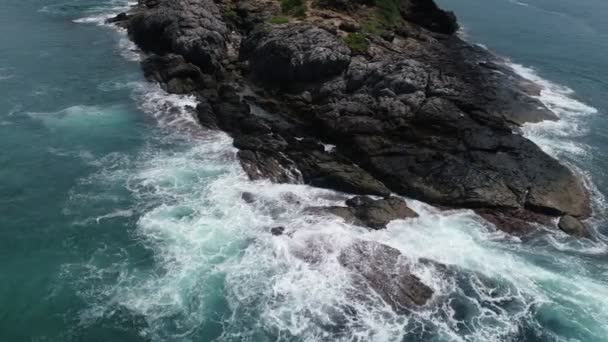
[241,24,352,84]
[339,240,433,311]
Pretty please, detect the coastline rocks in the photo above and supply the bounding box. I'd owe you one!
[117,0,592,234]
[106,12,131,27]
[240,24,351,84]
[141,54,208,94]
[558,215,589,238]
[310,196,418,229]
[339,240,433,311]
[127,0,228,73]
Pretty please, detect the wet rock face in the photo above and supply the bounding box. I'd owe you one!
[141,54,209,94]
[558,215,589,237]
[339,240,433,311]
[313,196,418,229]
[240,24,351,84]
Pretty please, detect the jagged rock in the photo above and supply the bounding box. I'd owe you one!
[127,0,228,73]
[240,23,351,84]
[311,196,418,229]
[141,54,208,94]
[339,240,433,311]
[558,215,589,237]
[106,12,130,25]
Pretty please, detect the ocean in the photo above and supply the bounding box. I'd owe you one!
[1,0,607,340]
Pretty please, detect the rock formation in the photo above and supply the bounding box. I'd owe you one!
[109,0,591,235]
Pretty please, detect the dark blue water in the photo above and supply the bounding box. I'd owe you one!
[1,0,607,341]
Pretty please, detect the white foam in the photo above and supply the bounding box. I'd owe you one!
[509,63,598,158]
[0,67,14,81]
[509,0,531,7]
[26,104,133,132]
[131,82,201,133]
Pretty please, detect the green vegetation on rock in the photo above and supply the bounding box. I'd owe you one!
[281,0,307,17]
[269,15,290,24]
[344,32,369,53]
[374,0,401,26]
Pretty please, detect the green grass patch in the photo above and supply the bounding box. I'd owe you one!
[269,15,290,24]
[361,20,383,35]
[281,0,307,17]
[344,32,369,53]
[374,0,401,26]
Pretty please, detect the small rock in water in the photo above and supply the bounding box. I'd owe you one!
[339,240,433,311]
[345,196,418,229]
[308,196,418,229]
[241,192,256,203]
[270,226,285,236]
[558,215,589,237]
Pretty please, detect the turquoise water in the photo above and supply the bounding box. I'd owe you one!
[1,0,607,341]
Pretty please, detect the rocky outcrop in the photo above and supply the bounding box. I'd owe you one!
[339,240,433,310]
[240,24,352,84]
[310,196,418,229]
[111,0,591,236]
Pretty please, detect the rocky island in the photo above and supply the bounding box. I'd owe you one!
[109,0,591,237]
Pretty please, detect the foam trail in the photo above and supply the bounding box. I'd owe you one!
[510,63,598,158]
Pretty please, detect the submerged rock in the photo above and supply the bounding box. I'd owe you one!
[241,191,256,203]
[270,226,285,236]
[339,240,433,311]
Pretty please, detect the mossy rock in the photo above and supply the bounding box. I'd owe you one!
[344,32,369,54]
[269,15,290,24]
